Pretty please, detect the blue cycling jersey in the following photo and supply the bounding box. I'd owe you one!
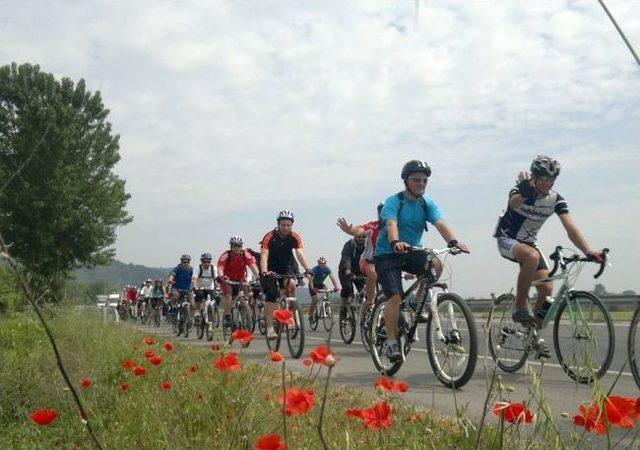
[376,193,443,256]
[310,265,331,286]
[170,265,193,290]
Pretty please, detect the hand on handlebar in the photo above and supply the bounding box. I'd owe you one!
[392,241,410,254]
[586,250,604,264]
[333,286,340,293]
[450,241,470,254]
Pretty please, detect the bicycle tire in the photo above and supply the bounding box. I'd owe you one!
[266,321,282,352]
[287,303,305,359]
[553,291,615,384]
[360,305,372,353]
[340,306,356,344]
[205,305,213,342]
[258,304,267,335]
[488,293,529,373]
[426,292,478,389]
[309,304,319,331]
[196,314,205,340]
[239,303,252,331]
[322,304,332,332]
[369,300,403,376]
[628,305,640,389]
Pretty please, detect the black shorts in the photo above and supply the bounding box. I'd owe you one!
[339,270,365,299]
[260,273,296,302]
[195,289,215,303]
[375,252,430,298]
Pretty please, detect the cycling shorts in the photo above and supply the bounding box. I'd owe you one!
[496,237,549,271]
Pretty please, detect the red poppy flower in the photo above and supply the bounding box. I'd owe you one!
[309,345,338,367]
[270,351,284,363]
[120,382,130,392]
[144,350,155,359]
[277,388,315,416]
[231,329,255,346]
[347,401,393,429]
[214,352,242,372]
[273,309,294,326]
[160,381,171,391]
[134,366,147,376]
[80,378,92,389]
[573,403,606,435]
[164,342,174,352]
[145,337,155,345]
[254,434,286,450]
[121,359,138,370]
[302,358,313,367]
[30,409,59,425]
[373,377,408,393]
[605,396,640,429]
[492,401,535,424]
[211,343,221,351]
[189,366,198,373]
[149,356,163,366]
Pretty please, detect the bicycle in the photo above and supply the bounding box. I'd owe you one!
[194,289,218,341]
[368,246,477,389]
[173,289,193,338]
[225,281,254,342]
[308,289,333,332]
[266,274,306,359]
[150,296,164,328]
[339,274,367,344]
[248,282,266,335]
[488,246,613,384]
[628,298,640,388]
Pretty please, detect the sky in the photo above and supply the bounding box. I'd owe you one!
[1,0,639,297]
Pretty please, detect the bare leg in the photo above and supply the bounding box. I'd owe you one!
[365,263,377,305]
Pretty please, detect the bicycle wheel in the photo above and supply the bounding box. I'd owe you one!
[183,310,191,339]
[426,293,478,389]
[154,308,161,327]
[553,291,614,384]
[176,310,184,337]
[286,303,305,359]
[369,300,403,376]
[212,304,220,329]
[340,306,356,344]
[205,305,214,342]
[266,321,282,352]
[196,313,205,340]
[322,303,333,332]
[488,293,529,373]
[257,304,267,335]
[238,303,252,331]
[360,305,372,353]
[308,305,319,331]
[629,306,640,389]
[250,303,258,333]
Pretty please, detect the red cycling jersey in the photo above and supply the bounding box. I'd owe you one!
[217,249,256,281]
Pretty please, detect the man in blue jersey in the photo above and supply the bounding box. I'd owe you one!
[306,256,340,320]
[375,160,469,362]
[167,254,195,316]
[494,155,604,357]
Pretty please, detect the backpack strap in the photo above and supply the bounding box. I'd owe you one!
[396,191,429,232]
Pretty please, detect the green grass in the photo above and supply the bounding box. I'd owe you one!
[1,307,547,449]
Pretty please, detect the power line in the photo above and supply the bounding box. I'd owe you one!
[596,0,640,68]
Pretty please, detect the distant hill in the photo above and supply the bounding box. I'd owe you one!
[72,260,173,287]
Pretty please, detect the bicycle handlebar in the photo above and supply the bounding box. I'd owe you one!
[407,245,464,257]
[225,280,251,286]
[548,246,609,279]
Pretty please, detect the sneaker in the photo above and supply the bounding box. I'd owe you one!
[535,338,551,359]
[267,327,278,340]
[385,341,402,363]
[512,309,535,328]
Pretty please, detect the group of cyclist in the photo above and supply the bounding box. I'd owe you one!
[121,155,605,368]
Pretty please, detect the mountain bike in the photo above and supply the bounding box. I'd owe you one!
[173,289,192,338]
[224,281,253,342]
[627,298,640,388]
[339,275,367,344]
[204,289,221,341]
[489,246,613,384]
[249,282,266,335]
[266,274,306,358]
[308,289,333,332]
[369,246,477,389]
[150,296,164,328]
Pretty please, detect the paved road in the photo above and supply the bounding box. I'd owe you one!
[134,314,639,446]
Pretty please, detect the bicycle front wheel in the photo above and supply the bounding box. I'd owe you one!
[286,303,305,359]
[488,293,529,373]
[553,291,614,384]
[322,303,333,332]
[426,293,478,389]
[360,305,373,353]
[629,306,640,389]
[340,306,356,344]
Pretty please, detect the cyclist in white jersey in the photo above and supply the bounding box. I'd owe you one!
[193,253,218,319]
[494,155,604,354]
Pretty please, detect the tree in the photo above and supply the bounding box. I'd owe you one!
[0,63,132,300]
[593,283,607,296]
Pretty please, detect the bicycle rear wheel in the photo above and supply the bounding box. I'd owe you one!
[369,300,403,376]
[340,306,356,344]
[360,305,373,353]
[629,306,640,389]
[488,293,529,373]
[286,303,305,359]
[553,291,614,384]
[426,293,478,389]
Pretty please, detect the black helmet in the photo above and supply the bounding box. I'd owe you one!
[200,253,212,261]
[530,155,561,178]
[401,160,431,181]
[180,254,191,263]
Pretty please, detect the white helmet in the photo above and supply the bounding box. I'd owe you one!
[317,256,327,264]
[277,210,295,222]
[229,236,243,246]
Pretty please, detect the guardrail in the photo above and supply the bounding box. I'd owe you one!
[465,294,640,313]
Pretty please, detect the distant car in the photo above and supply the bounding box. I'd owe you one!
[107,294,119,307]
[96,295,108,308]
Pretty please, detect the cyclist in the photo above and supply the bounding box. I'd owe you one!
[338,235,367,321]
[306,256,340,320]
[193,252,217,320]
[137,278,153,319]
[337,202,384,306]
[494,155,604,357]
[260,210,312,339]
[247,247,264,301]
[376,160,469,362]
[216,236,260,329]
[167,254,194,319]
[151,278,166,316]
